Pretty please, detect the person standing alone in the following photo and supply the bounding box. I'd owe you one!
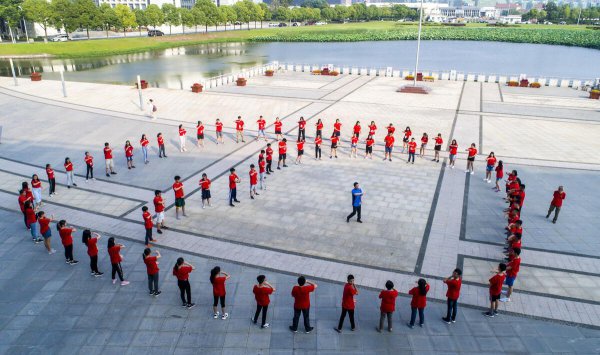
[546,186,566,224]
[334,274,358,333]
[346,182,364,223]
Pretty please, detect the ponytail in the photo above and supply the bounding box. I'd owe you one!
[173,257,184,276]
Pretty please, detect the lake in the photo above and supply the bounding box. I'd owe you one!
[2,40,599,90]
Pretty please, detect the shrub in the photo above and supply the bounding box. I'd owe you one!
[405,75,414,80]
[423,76,435,81]
[530,82,541,88]
[312,69,321,75]
[508,81,519,86]
[330,71,339,76]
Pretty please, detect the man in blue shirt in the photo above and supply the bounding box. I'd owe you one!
[346,182,364,223]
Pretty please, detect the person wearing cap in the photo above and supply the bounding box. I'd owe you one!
[346,182,364,223]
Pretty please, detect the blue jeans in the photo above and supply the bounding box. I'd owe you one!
[409,307,424,326]
[30,222,40,240]
[446,299,458,321]
[142,146,148,162]
[408,152,415,162]
[229,188,237,204]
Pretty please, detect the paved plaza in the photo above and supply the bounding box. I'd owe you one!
[1,70,600,353]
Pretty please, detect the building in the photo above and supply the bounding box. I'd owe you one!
[498,14,522,23]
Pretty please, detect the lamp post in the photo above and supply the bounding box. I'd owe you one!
[413,0,424,87]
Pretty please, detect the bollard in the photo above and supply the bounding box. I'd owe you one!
[60,70,67,97]
[137,75,144,111]
[9,59,18,86]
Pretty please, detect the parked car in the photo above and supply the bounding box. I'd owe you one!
[559,21,566,25]
[148,30,164,37]
[315,22,327,26]
[268,22,279,27]
[292,22,300,26]
[50,34,69,42]
[278,22,287,27]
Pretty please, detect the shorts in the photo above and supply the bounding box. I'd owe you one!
[201,189,211,200]
[468,156,475,162]
[490,293,501,302]
[175,198,185,207]
[421,143,427,148]
[334,131,340,137]
[197,134,204,140]
[126,156,133,162]
[279,153,286,161]
[486,165,494,172]
[385,146,392,154]
[105,159,114,169]
[434,145,441,151]
[275,130,282,135]
[351,144,357,149]
[298,149,304,156]
[42,230,52,239]
[496,176,502,182]
[505,276,517,287]
[216,131,223,138]
[449,154,456,161]
[403,137,409,143]
[155,212,164,223]
[366,146,373,154]
[331,144,337,149]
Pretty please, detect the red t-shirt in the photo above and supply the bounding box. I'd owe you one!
[274,121,282,132]
[173,182,184,198]
[249,170,258,185]
[158,136,164,145]
[212,276,227,296]
[140,138,149,147]
[253,285,274,306]
[298,120,306,129]
[409,284,430,309]
[257,119,266,130]
[153,196,164,213]
[103,147,112,159]
[18,195,30,212]
[333,122,342,132]
[39,217,50,234]
[434,137,443,146]
[200,178,211,190]
[179,128,187,136]
[25,208,37,224]
[259,160,266,173]
[331,136,339,145]
[353,125,361,134]
[125,146,133,158]
[368,124,377,135]
[108,245,122,264]
[266,147,273,161]
[144,255,159,275]
[316,122,324,130]
[404,129,412,139]
[235,120,244,131]
[449,144,458,155]
[278,142,287,154]
[59,227,73,246]
[408,141,417,153]
[468,147,478,157]
[341,283,358,310]
[216,122,223,132]
[507,258,521,278]
[489,273,506,296]
[64,162,73,171]
[487,157,497,166]
[444,278,462,300]
[387,126,396,134]
[84,155,94,167]
[315,137,322,146]
[421,136,429,144]
[197,125,204,135]
[551,191,566,207]
[46,167,55,179]
[31,180,42,189]
[511,239,522,250]
[174,265,192,281]
[384,135,394,148]
[291,284,315,310]
[351,136,358,145]
[366,138,375,147]
[379,289,398,313]
[143,211,153,229]
[297,141,304,151]
[86,237,98,257]
[496,166,504,178]
[229,173,238,189]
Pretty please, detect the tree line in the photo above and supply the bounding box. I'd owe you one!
[522,2,600,24]
[0,0,417,41]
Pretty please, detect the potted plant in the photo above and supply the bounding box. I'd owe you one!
[30,72,42,81]
[265,69,274,77]
[519,79,529,87]
[423,76,435,82]
[507,81,519,87]
[136,80,148,89]
[529,82,541,88]
[321,68,330,76]
[590,89,600,100]
[236,77,247,87]
[330,71,339,76]
[191,83,203,93]
[404,75,414,81]
[416,72,423,81]
[312,69,321,75]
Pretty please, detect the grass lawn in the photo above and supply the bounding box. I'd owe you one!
[0,21,596,58]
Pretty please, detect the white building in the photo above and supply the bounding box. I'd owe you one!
[498,15,522,24]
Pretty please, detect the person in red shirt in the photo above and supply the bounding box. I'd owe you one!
[402,126,412,152]
[64,157,77,188]
[484,152,497,183]
[108,237,129,286]
[494,160,504,192]
[315,135,323,160]
[547,186,566,223]
[407,137,417,164]
[37,211,55,254]
[384,132,395,161]
[31,174,43,208]
[353,121,361,138]
[298,116,306,141]
[407,279,430,328]
[387,123,395,135]
[253,275,275,328]
[277,138,288,169]
[333,119,342,140]
[315,119,324,137]
[172,176,186,219]
[82,229,102,276]
[504,233,522,256]
[296,139,305,164]
[211,266,231,319]
[215,119,224,145]
[199,173,212,208]
[266,143,274,173]
[84,152,95,182]
[256,115,267,141]
[465,143,478,175]
[57,219,78,265]
[140,134,150,164]
[45,164,56,196]
[501,248,521,302]
[157,133,167,158]
[274,117,283,141]
[432,133,443,163]
[24,201,41,243]
[18,189,32,229]
[365,135,375,159]
[419,133,429,158]
[249,164,259,199]
[258,154,267,190]
[442,269,462,324]
[377,280,398,332]
[368,121,377,137]
[334,274,359,333]
[173,257,195,308]
[350,135,358,158]
[143,248,161,296]
[235,116,245,143]
[448,139,458,168]
[227,168,241,206]
[196,121,205,147]
[178,124,188,152]
[104,142,116,177]
[329,134,339,159]
[142,206,156,247]
[153,190,167,234]
[290,276,317,333]
[125,140,135,170]
[485,263,506,317]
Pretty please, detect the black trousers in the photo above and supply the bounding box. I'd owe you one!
[64,244,73,261]
[337,308,355,330]
[446,299,458,321]
[145,228,153,245]
[178,280,191,304]
[254,304,269,326]
[111,263,124,281]
[159,144,166,157]
[315,145,321,159]
[266,160,272,173]
[292,308,311,331]
[148,273,159,293]
[86,164,94,179]
[89,255,99,273]
[229,188,237,204]
[213,295,226,307]
[298,129,305,141]
[48,178,56,195]
[347,206,361,221]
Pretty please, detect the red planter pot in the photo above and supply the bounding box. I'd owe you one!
[590,91,600,100]
[265,71,274,77]
[236,78,247,87]
[30,72,42,81]
[191,83,203,93]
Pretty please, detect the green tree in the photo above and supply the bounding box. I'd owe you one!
[233,0,253,29]
[251,1,264,28]
[320,7,335,21]
[98,3,117,37]
[350,3,367,21]
[134,8,147,36]
[162,3,180,35]
[22,0,53,41]
[180,8,194,33]
[50,0,78,36]
[219,6,236,31]
[274,6,291,23]
[544,1,559,21]
[300,0,328,9]
[114,4,136,36]
[194,0,218,32]
[145,4,164,29]
[190,6,206,33]
[258,2,271,27]
[73,0,101,39]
